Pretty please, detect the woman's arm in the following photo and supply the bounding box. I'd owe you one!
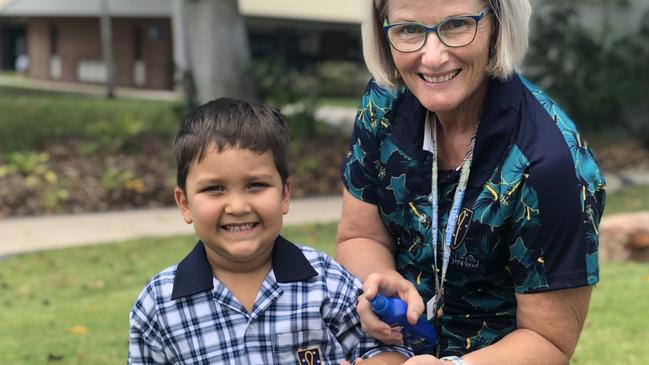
[335,189,396,279]
[401,286,593,365]
[463,286,592,365]
[336,189,425,343]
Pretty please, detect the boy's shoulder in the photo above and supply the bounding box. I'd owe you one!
[292,243,360,287]
[136,264,178,302]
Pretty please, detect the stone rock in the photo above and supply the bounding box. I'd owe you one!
[599,211,649,262]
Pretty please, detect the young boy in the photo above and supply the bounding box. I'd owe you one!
[128,98,411,364]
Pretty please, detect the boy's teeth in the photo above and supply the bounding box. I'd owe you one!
[422,71,458,83]
[225,223,255,232]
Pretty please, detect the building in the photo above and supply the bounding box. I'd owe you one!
[0,0,363,90]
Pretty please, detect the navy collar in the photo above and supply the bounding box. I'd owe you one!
[389,74,524,189]
[170,235,318,300]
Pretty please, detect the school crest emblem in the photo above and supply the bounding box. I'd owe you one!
[296,347,322,365]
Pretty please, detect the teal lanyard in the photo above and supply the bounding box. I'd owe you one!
[428,111,479,318]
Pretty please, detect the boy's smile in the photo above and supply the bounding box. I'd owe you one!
[175,144,291,274]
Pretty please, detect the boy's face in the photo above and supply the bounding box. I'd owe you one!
[175,144,290,273]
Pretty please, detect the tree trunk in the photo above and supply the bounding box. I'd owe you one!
[181,0,256,104]
[99,0,114,98]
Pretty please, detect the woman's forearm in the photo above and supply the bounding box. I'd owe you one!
[461,287,592,365]
[335,238,397,280]
[460,328,569,365]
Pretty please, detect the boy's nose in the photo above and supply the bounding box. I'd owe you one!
[224,193,252,215]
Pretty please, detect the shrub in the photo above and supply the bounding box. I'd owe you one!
[525,0,649,137]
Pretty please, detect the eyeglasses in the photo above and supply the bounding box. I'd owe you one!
[383,6,491,52]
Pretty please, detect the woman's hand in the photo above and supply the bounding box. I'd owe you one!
[357,271,425,344]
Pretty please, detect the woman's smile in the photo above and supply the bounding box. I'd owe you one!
[418,69,461,84]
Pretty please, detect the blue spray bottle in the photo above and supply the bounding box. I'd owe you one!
[370,294,437,352]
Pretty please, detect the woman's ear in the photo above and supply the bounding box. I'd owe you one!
[174,187,193,224]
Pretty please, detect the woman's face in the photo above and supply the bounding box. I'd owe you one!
[386,0,493,116]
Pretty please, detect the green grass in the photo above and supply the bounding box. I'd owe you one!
[1,221,648,364]
[572,261,649,364]
[0,85,184,153]
[605,183,649,215]
[0,224,337,365]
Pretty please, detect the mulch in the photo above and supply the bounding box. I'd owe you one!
[0,134,350,218]
[0,134,645,219]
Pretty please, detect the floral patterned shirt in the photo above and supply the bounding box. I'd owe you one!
[341,74,606,356]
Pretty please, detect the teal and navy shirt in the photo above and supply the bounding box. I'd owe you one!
[341,74,606,356]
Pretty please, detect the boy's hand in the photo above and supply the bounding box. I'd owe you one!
[342,352,410,364]
[358,271,424,344]
[341,359,361,365]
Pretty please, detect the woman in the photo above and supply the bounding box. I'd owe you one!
[335,0,606,364]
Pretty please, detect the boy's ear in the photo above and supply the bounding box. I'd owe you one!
[282,181,292,215]
[174,187,193,224]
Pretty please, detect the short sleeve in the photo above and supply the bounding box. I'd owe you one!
[505,132,606,294]
[341,79,401,205]
[320,254,413,360]
[128,282,169,364]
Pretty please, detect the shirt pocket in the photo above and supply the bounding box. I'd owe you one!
[273,330,341,365]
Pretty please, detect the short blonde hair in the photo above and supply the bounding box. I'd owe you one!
[363,0,532,89]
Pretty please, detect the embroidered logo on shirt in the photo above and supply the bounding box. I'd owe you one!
[296,347,322,365]
[452,207,473,249]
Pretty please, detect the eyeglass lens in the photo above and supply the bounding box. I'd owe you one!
[387,16,478,51]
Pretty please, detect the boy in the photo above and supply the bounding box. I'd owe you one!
[128,98,412,364]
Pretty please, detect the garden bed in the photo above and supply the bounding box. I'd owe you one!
[0,134,350,218]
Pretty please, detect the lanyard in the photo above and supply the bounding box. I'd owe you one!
[427,111,479,321]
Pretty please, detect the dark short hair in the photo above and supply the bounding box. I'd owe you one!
[173,98,290,191]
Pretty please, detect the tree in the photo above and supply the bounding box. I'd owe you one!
[525,0,649,136]
[172,0,256,105]
[99,0,114,98]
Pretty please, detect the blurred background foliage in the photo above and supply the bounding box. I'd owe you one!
[525,0,649,145]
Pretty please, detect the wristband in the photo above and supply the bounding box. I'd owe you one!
[441,356,468,365]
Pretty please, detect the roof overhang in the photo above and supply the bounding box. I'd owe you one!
[0,0,171,18]
[0,0,363,24]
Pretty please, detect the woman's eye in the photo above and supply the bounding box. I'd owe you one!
[402,24,423,34]
[446,18,470,29]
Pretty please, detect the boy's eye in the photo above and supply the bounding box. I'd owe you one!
[202,185,224,193]
[248,182,270,190]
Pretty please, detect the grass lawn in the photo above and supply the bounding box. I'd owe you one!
[0,224,337,365]
[1,219,648,364]
[0,85,183,153]
[604,183,649,215]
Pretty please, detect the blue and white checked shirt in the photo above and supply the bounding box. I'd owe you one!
[129,235,412,364]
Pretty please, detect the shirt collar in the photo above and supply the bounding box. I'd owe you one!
[392,74,524,188]
[171,235,318,300]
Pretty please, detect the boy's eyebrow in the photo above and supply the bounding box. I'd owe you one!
[193,173,275,186]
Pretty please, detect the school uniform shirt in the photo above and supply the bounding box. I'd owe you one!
[341,74,606,356]
[128,235,413,364]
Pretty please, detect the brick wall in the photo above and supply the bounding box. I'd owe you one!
[27,17,173,90]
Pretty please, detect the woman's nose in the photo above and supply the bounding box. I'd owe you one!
[419,33,449,69]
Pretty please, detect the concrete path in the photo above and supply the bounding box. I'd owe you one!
[0,74,183,101]
[0,195,341,257]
